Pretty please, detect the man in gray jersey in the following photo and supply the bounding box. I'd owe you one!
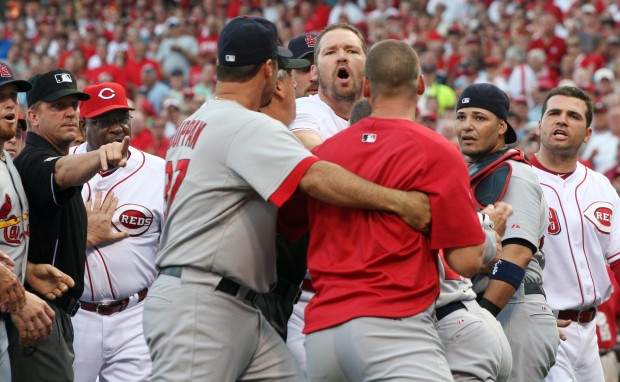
[142,17,430,381]
[0,63,70,381]
[454,83,559,382]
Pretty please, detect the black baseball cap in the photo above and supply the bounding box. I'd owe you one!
[287,33,318,60]
[278,56,310,70]
[26,69,90,107]
[0,62,31,92]
[456,83,517,144]
[218,16,292,67]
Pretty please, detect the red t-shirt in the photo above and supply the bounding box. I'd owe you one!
[597,266,620,350]
[303,117,485,334]
[529,36,566,68]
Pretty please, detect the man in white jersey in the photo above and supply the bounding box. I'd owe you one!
[286,23,367,373]
[142,17,430,381]
[70,82,165,381]
[530,86,620,382]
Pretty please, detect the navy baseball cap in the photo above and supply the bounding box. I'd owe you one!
[287,33,318,60]
[0,62,31,92]
[456,83,517,144]
[218,16,292,67]
[27,69,89,107]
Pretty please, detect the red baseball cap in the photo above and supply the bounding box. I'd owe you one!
[80,82,135,119]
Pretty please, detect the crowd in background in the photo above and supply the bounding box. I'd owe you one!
[3,0,620,179]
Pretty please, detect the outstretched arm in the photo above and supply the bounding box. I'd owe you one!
[299,160,431,232]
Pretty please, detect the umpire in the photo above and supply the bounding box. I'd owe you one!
[9,69,130,381]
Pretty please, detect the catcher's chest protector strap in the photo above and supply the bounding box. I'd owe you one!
[468,149,530,210]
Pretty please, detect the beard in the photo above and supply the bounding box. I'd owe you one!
[0,122,17,142]
[317,68,361,102]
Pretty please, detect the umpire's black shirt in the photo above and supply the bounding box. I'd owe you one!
[14,132,86,300]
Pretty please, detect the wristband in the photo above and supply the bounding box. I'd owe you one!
[482,226,497,264]
[488,259,525,290]
[479,297,502,317]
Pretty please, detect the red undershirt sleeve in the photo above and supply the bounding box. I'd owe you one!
[269,156,319,208]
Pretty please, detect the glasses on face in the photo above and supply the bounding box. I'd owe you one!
[87,115,132,129]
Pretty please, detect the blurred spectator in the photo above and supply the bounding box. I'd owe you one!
[594,68,616,98]
[130,110,156,154]
[419,50,456,116]
[192,62,216,99]
[328,0,364,26]
[155,16,198,82]
[528,12,566,75]
[151,117,170,159]
[506,45,537,101]
[420,111,438,131]
[165,68,186,105]
[162,98,182,138]
[582,104,620,174]
[528,79,554,122]
[474,56,509,92]
[140,63,171,114]
[106,23,129,65]
[126,41,163,96]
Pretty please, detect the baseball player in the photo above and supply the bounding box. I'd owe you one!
[10,69,129,382]
[142,17,430,381]
[286,23,367,373]
[530,87,620,382]
[69,82,165,381]
[287,32,318,98]
[255,55,310,339]
[455,83,559,382]
[303,39,484,382]
[349,86,514,382]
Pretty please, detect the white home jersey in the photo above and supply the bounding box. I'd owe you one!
[71,144,165,301]
[534,162,620,311]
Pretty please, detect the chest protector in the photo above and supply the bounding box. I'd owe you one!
[468,149,530,210]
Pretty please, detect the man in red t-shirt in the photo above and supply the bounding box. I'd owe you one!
[596,266,620,382]
[304,39,486,382]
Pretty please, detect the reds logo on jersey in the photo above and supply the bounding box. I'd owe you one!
[583,201,613,234]
[547,207,561,235]
[112,204,154,236]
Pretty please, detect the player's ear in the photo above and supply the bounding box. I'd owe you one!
[417,74,425,95]
[584,126,593,144]
[27,108,38,130]
[264,59,275,80]
[363,77,370,98]
[272,80,285,102]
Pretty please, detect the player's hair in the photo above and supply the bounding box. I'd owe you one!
[541,86,593,128]
[349,98,371,125]
[217,59,276,83]
[365,40,420,99]
[277,69,289,81]
[314,23,367,64]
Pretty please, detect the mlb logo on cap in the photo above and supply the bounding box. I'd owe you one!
[225,55,236,63]
[55,73,73,83]
[362,133,377,143]
[462,98,470,104]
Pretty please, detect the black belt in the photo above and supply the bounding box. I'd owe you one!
[558,307,597,324]
[50,293,81,317]
[80,287,148,316]
[271,278,302,304]
[524,283,545,296]
[436,301,466,321]
[159,267,258,304]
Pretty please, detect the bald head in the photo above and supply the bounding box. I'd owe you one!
[365,40,421,99]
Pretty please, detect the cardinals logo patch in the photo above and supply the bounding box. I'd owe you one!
[584,201,612,234]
